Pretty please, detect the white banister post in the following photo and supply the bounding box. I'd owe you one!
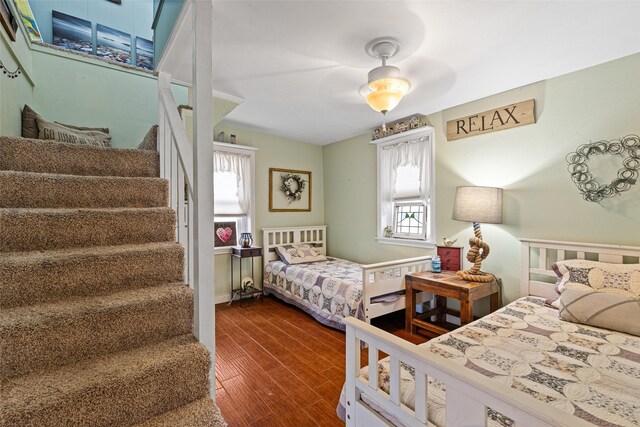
[157,72,170,180]
[192,0,215,398]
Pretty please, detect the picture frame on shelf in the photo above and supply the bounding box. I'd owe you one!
[1,0,19,42]
[15,0,41,42]
[52,11,92,54]
[269,168,312,212]
[96,23,131,65]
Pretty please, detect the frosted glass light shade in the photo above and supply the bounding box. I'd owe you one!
[452,186,503,224]
[365,65,410,113]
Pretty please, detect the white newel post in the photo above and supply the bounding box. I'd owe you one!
[192,0,215,397]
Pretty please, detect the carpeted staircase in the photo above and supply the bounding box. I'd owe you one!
[0,137,226,427]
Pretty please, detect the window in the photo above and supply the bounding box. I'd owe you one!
[213,143,257,252]
[375,128,435,247]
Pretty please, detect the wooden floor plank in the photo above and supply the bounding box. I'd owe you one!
[304,399,344,427]
[216,386,251,427]
[216,296,428,426]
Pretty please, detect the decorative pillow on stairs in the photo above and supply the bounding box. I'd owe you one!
[138,124,158,151]
[22,104,109,139]
[556,260,640,336]
[36,116,112,147]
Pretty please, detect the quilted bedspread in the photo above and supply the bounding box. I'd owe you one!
[338,297,640,426]
[264,258,363,330]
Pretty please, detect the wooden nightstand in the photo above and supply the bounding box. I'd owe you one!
[230,246,263,304]
[405,271,500,337]
[436,245,463,271]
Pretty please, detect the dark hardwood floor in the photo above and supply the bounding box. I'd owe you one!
[215,296,428,426]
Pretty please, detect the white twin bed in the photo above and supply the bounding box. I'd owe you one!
[340,238,640,427]
[262,225,431,330]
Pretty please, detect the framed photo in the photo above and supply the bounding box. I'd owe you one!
[269,168,312,212]
[1,0,18,41]
[52,11,92,54]
[96,23,131,65]
[135,36,153,70]
[214,221,237,247]
[15,0,42,42]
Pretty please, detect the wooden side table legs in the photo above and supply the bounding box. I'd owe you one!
[490,289,501,312]
[435,296,447,324]
[460,297,473,325]
[405,286,417,334]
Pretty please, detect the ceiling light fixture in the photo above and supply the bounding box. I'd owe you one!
[363,37,411,130]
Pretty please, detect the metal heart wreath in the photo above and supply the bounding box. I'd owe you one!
[566,134,640,203]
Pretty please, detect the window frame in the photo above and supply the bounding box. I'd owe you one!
[373,127,436,249]
[213,142,257,254]
[392,200,428,240]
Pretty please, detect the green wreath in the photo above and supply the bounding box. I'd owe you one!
[280,173,307,203]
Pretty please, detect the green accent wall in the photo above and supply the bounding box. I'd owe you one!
[0,23,35,136]
[28,45,188,147]
[1,26,187,146]
[323,53,640,306]
[211,123,325,301]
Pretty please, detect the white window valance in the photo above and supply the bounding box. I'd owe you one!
[380,135,431,201]
[375,127,435,247]
[213,151,251,215]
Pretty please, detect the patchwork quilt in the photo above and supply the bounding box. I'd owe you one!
[264,258,363,330]
[338,297,640,426]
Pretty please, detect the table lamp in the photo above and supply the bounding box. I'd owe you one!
[452,186,503,282]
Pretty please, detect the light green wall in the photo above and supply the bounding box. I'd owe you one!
[29,46,187,147]
[1,28,187,147]
[0,24,35,136]
[324,53,640,305]
[211,123,325,301]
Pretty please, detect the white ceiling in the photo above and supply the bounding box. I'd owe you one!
[165,1,640,145]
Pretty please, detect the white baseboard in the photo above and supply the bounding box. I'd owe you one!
[214,292,264,305]
[215,295,231,304]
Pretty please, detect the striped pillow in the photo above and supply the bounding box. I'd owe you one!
[556,260,640,336]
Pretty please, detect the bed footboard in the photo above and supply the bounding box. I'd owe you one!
[344,317,591,427]
[361,256,431,323]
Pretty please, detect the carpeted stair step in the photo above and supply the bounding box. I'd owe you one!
[133,397,227,427]
[0,242,184,309]
[1,334,210,427]
[1,284,193,380]
[0,207,176,252]
[0,136,159,177]
[0,170,168,208]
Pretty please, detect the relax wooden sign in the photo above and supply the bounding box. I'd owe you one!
[446,99,535,141]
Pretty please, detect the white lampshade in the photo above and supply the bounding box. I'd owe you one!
[452,186,503,224]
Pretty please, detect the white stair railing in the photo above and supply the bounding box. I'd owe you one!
[156,0,215,397]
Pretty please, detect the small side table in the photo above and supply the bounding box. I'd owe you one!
[230,246,263,304]
[436,246,463,271]
[405,271,500,337]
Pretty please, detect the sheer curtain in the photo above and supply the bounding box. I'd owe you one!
[379,134,431,233]
[213,151,251,215]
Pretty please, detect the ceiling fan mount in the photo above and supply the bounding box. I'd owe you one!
[365,37,402,62]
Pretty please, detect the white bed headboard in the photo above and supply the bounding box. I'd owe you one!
[520,238,640,299]
[263,225,327,268]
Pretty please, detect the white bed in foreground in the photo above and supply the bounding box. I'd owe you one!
[342,238,640,426]
[262,226,431,329]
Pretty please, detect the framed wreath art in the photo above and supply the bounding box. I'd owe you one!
[269,168,312,212]
[566,134,640,203]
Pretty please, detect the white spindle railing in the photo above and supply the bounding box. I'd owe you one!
[156,0,215,397]
[344,317,593,427]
